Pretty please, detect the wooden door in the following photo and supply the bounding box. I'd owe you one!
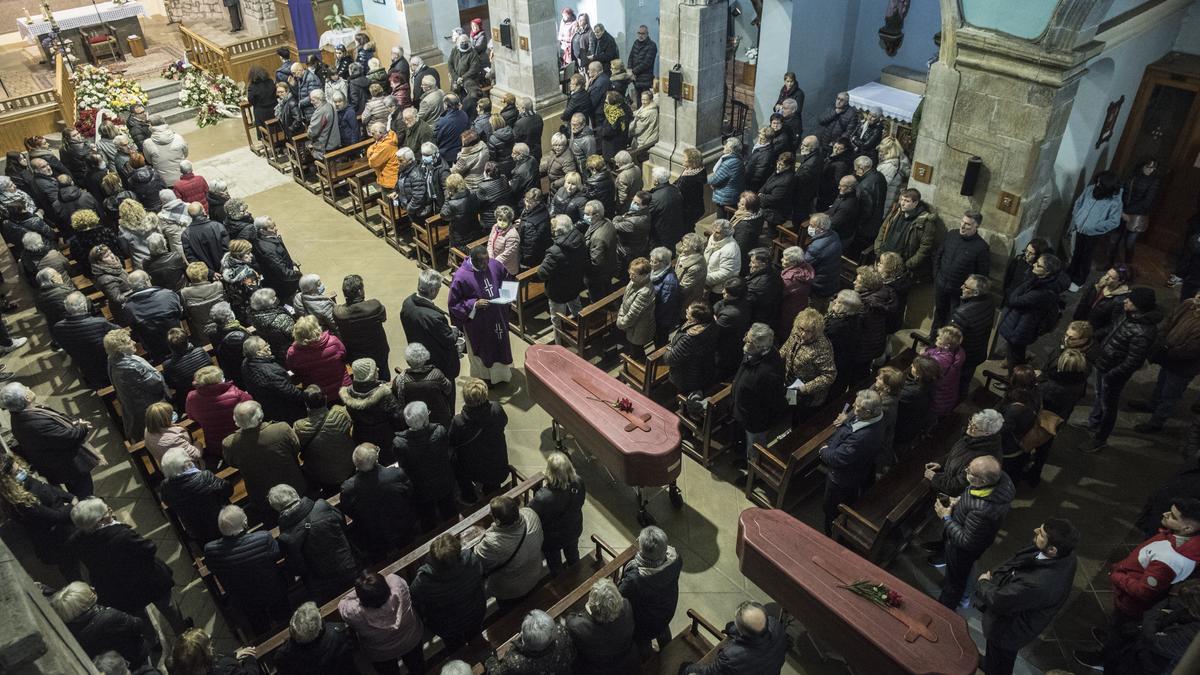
[1114,52,1200,255]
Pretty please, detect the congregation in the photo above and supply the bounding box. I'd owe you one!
[2,4,1200,675]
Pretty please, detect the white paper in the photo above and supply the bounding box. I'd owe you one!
[787,378,805,390]
[492,281,519,304]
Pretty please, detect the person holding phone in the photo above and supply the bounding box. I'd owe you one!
[818,389,886,536]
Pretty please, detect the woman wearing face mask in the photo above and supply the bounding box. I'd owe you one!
[617,257,656,358]
[220,239,263,323]
[0,452,81,580]
[550,171,587,225]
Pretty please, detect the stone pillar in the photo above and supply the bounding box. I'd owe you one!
[397,0,443,65]
[241,0,277,34]
[648,0,728,172]
[486,0,566,112]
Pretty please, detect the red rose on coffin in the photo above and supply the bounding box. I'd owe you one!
[615,397,633,413]
[886,589,903,607]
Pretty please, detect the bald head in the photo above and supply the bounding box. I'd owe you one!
[967,455,1002,486]
[799,135,819,156]
[735,602,768,636]
[838,175,858,193]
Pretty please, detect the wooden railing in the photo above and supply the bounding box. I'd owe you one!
[179,25,287,84]
[0,53,68,150]
[55,52,75,128]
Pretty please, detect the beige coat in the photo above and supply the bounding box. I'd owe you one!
[617,279,656,346]
[452,142,490,190]
[629,104,659,154]
[675,252,706,311]
[541,149,577,191]
[614,162,643,212]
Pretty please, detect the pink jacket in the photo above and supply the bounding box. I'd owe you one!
[286,331,351,402]
[488,223,521,276]
[779,262,814,335]
[337,574,424,661]
[144,425,203,466]
[925,345,965,416]
[185,381,252,456]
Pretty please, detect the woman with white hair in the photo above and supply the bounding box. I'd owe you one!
[566,578,638,674]
[673,232,707,313]
[241,335,306,423]
[1,380,102,497]
[824,289,866,397]
[141,231,186,291]
[50,581,149,665]
[707,137,745,212]
[924,408,1004,498]
[247,286,295,359]
[393,341,454,427]
[69,496,190,632]
[394,400,458,531]
[158,446,233,544]
[104,328,168,442]
[779,245,815,335]
[530,452,586,575]
[703,219,741,294]
[253,215,302,300]
[484,609,577,673]
[619,525,682,651]
[541,132,577,192]
[276,601,357,673]
[292,273,338,334]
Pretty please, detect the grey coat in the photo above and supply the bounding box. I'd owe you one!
[614,162,642,213]
[617,280,656,346]
[108,353,168,441]
[307,102,341,158]
[475,507,545,601]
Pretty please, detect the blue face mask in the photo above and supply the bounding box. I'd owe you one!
[582,215,593,225]
[628,203,641,212]
[807,226,819,237]
[317,283,326,295]
[422,155,434,165]
[15,469,27,482]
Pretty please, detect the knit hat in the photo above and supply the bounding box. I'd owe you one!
[351,358,376,383]
[1127,287,1156,312]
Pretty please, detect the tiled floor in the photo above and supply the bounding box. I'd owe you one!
[2,115,1194,674]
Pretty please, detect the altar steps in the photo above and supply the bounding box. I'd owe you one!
[141,77,196,126]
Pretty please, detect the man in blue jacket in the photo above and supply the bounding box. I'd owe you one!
[818,389,886,534]
[434,94,471,164]
[804,213,843,313]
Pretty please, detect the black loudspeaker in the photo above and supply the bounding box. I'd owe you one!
[960,156,983,196]
[668,67,683,100]
[499,20,513,49]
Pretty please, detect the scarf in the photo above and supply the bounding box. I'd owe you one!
[651,265,670,282]
[603,102,625,127]
[681,166,703,177]
[635,545,678,574]
[730,207,761,229]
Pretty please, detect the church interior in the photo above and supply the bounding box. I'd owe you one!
[1,0,1200,673]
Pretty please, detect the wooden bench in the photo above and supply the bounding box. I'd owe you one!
[346,168,382,228]
[639,609,729,675]
[554,286,625,359]
[676,384,735,468]
[413,214,450,270]
[261,118,290,172]
[284,132,318,191]
[619,344,671,399]
[314,138,374,212]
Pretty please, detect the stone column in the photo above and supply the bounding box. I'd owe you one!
[486,0,566,111]
[241,0,277,34]
[648,0,728,172]
[397,0,443,65]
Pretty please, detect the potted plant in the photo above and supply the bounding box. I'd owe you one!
[323,4,361,31]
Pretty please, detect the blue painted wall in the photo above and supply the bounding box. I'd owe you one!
[362,0,399,34]
[960,0,1056,39]
[847,0,941,86]
[340,0,363,17]
[788,0,861,130]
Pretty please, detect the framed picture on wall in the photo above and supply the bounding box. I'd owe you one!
[1096,95,1125,148]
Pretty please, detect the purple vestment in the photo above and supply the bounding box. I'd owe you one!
[448,257,513,368]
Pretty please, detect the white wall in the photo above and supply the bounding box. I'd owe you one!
[1175,0,1200,52]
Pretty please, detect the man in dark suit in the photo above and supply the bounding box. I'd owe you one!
[340,443,417,560]
[818,389,887,535]
[400,269,462,402]
[409,56,440,97]
[333,274,390,375]
[680,602,789,674]
[224,0,243,32]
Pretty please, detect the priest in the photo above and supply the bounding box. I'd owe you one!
[449,246,513,384]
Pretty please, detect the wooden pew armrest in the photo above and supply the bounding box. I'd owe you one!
[837,503,882,533]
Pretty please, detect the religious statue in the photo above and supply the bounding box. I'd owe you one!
[878,0,910,56]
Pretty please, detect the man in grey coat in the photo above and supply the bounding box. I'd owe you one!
[306,90,341,160]
[474,496,545,607]
[582,200,618,300]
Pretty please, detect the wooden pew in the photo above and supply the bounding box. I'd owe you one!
[284,132,319,191]
[640,609,729,675]
[619,344,671,399]
[447,238,550,342]
[252,471,545,668]
[346,168,381,228]
[314,138,374,212]
[261,118,291,172]
[554,287,625,359]
[676,384,735,468]
[447,235,489,271]
[413,215,450,270]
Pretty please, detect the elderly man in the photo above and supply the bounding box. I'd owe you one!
[416,75,445,125]
[52,292,120,389]
[435,93,470,163]
[680,602,789,674]
[394,147,435,224]
[142,114,189,186]
[539,216,588,345]
[924,408,1003,501]
[401,106,435,156]
[1,380,101,497]
[340,443,416,559]
[562,73,592,129]
[826,174,860,246]
[291,61,322,119]
[181,202,230,273]
[203,505,290,633]
[818,92,858,149]
[125,104,153,149]
[803,213,842,311]
[171,160,210,213]
[449,33,483,101]
[509,143,538,198]
[158,447,232,544]
[512,97,543,160]
[207,178,230,223]
[222,400,307,524]
[394,401,458,530]
[818,389,887,534]
[850,106,885,161]
[32,268,76,329]
[618,526,683,652]
[585,61,611,123]
[949,274,997,395]
[852,155,887,258]
[19,231,70,283]
[777,97,804,151]
[292,272,338,332]
[647,166,685,250]
[123,270,183,361]
[365,122,400,195]
[271,482,359,599]
[933,455,1015,609]
[409,55,440,96]
[568,113,597,170]
[582,200,618,300]
[475,496,546,607]
[612,150,643,215]
[732,322,785,468]
[333,274,389,374]
[306,90,341,160]
[874,187,939,273]
[484,610,576,673]
[331,92,359,147]
[932,210,991,330]
[401,269,462,399]
[628,25,658,99]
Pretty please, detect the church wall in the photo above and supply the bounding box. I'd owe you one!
[341,0,364,17]
[782,0,862,131]
[1174,1,1200,52]
[847,0,941,88]
[362,0,401,59]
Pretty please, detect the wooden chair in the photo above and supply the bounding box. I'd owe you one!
[412,215,451,270]
[238,102,257,153]
[554,287,625,358]
[676,384,735,468]
[347,168,381,228]
[508,266,548,341]
[83,29,122,65]
[314,138,374,211]
[619,344,671,398]
[284,132,318,191]
[261,119,290,171]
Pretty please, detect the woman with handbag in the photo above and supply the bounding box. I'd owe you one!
[1111,158,1160,266]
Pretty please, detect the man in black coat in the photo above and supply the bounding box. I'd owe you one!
[745,249,783,330]
[591,23,619,74]
[509,144,539,199]
[817,92,858,149]
[744,135,777,194]
[647,167,686,250]
[340,442,417,559]
[681,602,789,675]
[974,518,1079,675]
[619,525,683,651]
[53,176,100,231]
[518,189,553,269]
[410,532,486,651]
[180,203,230,274]
[853,156,888,258]
[826,175,861,246]
[241,336,305,423]
[950,274,997,396]
[512,98,544,161]
[627,26,658,98]
[409,56,440,98]
[158,447,233,544]
[933,455,1015,609]
[818,389,887,534]
[203,504,291,633]
[732,323,785,468]
[400,270,462,399]
[272,485,359,600]
[52,292,120,389]
[793,136,824,225]
[539,217,588,344]
[123,271,184,362]
[1081,287,1160,453]
[932,210,991,330]
[561,74,593,129]
[333,274,390,375]
[3,382,99,497]
[585,62,611,123]
[714,278,752,381]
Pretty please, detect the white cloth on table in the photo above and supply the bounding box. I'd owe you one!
[318,28,362,50]
[16,1,146,40]
[846,82,923,124]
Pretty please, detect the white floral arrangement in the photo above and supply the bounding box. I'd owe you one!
[179,68,244,127]
[744,47,759,65]
[70,63,148,112]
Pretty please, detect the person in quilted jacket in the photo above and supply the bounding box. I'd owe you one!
[924,325,966,418]
[932,455,1014,610]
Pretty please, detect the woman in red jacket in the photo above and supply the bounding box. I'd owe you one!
[286,315,351,403]
[184,365,252,460]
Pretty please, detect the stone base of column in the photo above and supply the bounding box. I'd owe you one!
[487,83,566,120]
[412,44,445,66]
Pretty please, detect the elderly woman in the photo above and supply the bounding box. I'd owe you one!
[449,246,514,384]
[19,232,71,285]
[730,191,765,272]
[394,342,454,427]
[441,173,483,250]
[617,257,656,357]
[159,446,232,544]
[104,329,168,441]
[362,83,395,131]
[779,245,815,335]
[855,265,897,367]
[89,244,132,319]
[824,289,867,395]
[99,174,136,227]
[530,451,586,576]
[453,128,490,190]
[143,401,202,467]
[49,581,149,664]
[394,401,458,530]
[337,572,425,674]
[779,308,838,410]
[486,115,516,176]
[115,200,155,269]
[222,197,256,241]
[876,250,912,333]
[293,272,337,332]
[253,216,302,300]
[69,496,189,631]
[286,315,350,402]
[71,210,122,281]
[448,377,509,503]
[664,302,718,396]
[276,602,357,674]
[484,610,577,673]
[551,171,588,225]
[185,365,252,459]
[245,287,293,360]
[703,219,741,295]
[142,232,185,291]
[487,204,521,276]
[338,357,403,458]
[1,381,102,498]
[925,325,966,417]
[707,137,745,213]
[629,92,659,156]
[220,239,263,321]
[542,132,577,192]
[180,262,226,339]
[241,336,305,423]
[566,578,637,674]
[673,232,707,312]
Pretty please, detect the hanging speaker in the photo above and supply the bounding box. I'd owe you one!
[668,66,683,100]
[960,156,983,196]
[499,20,514,49]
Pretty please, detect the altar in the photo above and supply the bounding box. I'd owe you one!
[16,2,147,63]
